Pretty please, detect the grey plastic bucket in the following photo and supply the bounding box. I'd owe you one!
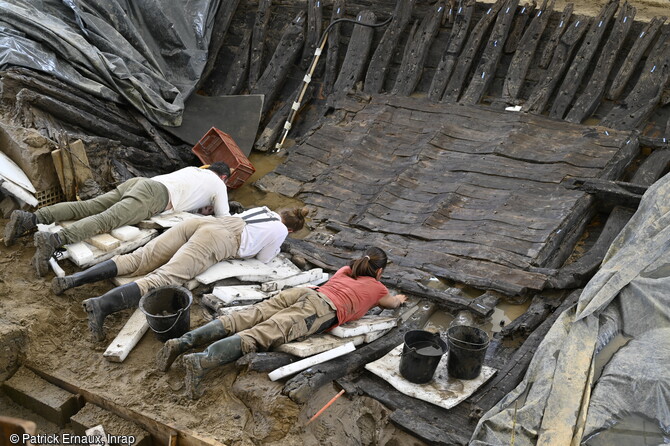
[446,325,489,380]
[139,286,192,342]
[399,330,447,384]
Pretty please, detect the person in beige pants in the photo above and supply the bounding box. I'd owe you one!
[51,207,309,341]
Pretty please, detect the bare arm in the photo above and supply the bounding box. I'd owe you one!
[378,293,407,309]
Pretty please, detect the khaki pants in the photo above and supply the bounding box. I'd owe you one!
[35,177,169,244]
[114,216,245,295]
[218,288,338,353]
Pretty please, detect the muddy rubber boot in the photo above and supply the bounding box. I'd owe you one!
[156,319,228,372]
[4,210,37,246]
[82,282,142,341]
[183,334,243,399]
[52,260,118,295]
[32,231,63,277]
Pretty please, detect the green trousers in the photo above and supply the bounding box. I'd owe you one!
[35,177,169,244]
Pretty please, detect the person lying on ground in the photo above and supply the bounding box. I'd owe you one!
[156,246,407,400]
[3,162,232,277]
[50,206,309,341]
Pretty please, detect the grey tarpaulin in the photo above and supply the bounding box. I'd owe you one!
[0,0,220,126]
[471,172,670,445]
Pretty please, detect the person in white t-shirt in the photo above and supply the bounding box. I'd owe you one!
[4,162,232,277]
[51,206,309,341]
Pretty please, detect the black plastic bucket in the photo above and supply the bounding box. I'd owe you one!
[446,326,489,380]
[138,286,192,342]
[399,330,447,384]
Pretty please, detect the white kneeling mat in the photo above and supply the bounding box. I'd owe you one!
[365,344,496,410]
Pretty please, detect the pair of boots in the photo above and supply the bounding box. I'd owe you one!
[50,259,138,341]
[4,210,63,277]
[156,320,243,399]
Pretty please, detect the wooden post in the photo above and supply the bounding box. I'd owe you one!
[539,3,573,68]
[323,0,345,95]
[332,10,377,98]
[504,2,536,54]
[460,0,520,104]
[363,0,416,94]
[301,0,323,70]
[549,0,619,120]
[606,15,667,100]
[220,28,252,95]
[565,2,636,123]
[442,0,506,102]
[248,0,273,89]
[428,0,475,102]
[502,0,554,101]
[391,2,446,97]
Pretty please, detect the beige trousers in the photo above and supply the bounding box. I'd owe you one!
[217,287,338,353]
[114,216,245,295]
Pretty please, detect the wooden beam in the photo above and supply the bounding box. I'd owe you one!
[323,0,345,95]
[539,3,573,68]
[219,28,252,96]
[461,0,520,104]
[549,0,619,120]
[364,0,416,94]
[502,0,554,101]
[607,15,666,100]
[301,0,323,70]
[249,0,273,89]
[428,0,475,101]
[565,2,636,123]
[503,2,535,54]
[442,0,506,102]
[332,10,377,98]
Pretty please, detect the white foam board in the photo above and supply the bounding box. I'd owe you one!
[103,309,149,363]
[276,333,366,357]
[330,316,397,338]
[0,151,36,192]
[212,285,268,304]
[268,341,356,381]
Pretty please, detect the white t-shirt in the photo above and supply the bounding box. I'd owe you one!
[152,167,229,217]
[237,207,288,263]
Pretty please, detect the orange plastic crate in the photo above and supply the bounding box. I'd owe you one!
[192,127,255,189]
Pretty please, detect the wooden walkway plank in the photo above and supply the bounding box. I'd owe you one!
[461,0,521,104]
[502,0,554,101]
[364,0,416,94]
[332,10,377,98]
[391,2,447,96]
[220,28,252,95]
[607,15,667,100]
[248,0,273,89]
[601,28,670,130]
[565,2,636,123]
[549,0,620,120]
[539,3,574,68]
[523,15,590,114]
[323,0,345,95]
[503,1,536,54]
[427,0,476,101]
[251,11,306,116]
[301,0,323,70]
[442,0,507,102]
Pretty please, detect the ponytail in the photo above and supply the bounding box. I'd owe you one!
[349,247,388,279]
[280,207,309,232]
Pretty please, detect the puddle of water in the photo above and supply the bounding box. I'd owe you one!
[593,333,632,382]
[583,413,669,445]
[480,300,532,335]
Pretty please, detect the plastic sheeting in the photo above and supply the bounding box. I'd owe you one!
[471,171,670,445]
[0,0,220,126]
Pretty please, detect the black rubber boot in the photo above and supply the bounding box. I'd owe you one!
[52,260,118,295]
[156,319,228,372]
[183,334,243,399]
[32,231,63,277]
[4,210,37,246]
[82,282,142,341]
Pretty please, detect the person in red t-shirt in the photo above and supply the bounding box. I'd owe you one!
[157,246,407,399]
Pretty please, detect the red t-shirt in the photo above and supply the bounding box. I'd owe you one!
[318,266,389,326]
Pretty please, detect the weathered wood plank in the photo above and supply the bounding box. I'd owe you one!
[461,0,520,104]
[323,0,345,95]
[565,2,636,123]
[391,2,446,96]
[251,11,306,116]
[428,0,476,101]
[502,0,554,101]
[301,0,323,70]
[539,3,573,68]
[549,0,619,119]
[607,15,667,100]
[364,0,416,94]
[601,28,670,130]
[442,0,507,102]
[503,2,535,54]
[523,15,590,114]
[220,29,252,95]
[248,0,273,89]
[332,10,377,98]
